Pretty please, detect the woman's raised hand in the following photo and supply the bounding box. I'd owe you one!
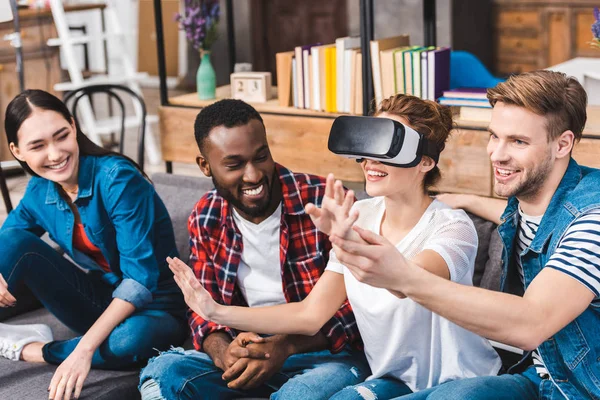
[305,173,359,239]
[168,257,219,321]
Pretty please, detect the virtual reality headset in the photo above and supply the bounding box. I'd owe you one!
[327,116,440,168]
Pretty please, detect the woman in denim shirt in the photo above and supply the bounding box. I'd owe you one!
[0,90,188,400]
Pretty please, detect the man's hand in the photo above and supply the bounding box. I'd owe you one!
[222,336,291,390]
[214,332,270,371]
[305,173,358,239]
[168,256,219,320]
[48,348,92,400]
[330,225,410,291]
[0,273,16,307]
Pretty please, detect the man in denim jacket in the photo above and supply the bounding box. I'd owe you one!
[329,70,600,399]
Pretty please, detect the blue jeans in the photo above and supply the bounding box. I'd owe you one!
[0,228,188,369]
[330,377,413,400]
[394,367,544,400]
[138,346,370,400]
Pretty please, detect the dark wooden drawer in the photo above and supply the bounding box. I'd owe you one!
[496,10,540,31]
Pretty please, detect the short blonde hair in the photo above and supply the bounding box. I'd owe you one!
[487,70,587,142]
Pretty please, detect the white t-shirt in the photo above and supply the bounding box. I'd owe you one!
[326,197,502,392]
[232,204,287,307]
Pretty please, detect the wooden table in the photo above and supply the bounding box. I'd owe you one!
[160,87,600,196]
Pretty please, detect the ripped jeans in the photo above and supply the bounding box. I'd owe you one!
[139,346,370,400]
[330,377,412,400]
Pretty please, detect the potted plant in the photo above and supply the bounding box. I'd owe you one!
[176,0,220,100]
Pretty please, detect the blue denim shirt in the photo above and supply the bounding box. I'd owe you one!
[498,159,600,399]
[1,155,180,310]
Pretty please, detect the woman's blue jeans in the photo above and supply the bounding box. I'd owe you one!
[0,228,188,369]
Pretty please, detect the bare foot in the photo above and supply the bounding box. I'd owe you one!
[20,342,47,363]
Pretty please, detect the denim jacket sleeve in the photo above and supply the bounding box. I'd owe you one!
[1,180,45,236]
[103,164,159,309]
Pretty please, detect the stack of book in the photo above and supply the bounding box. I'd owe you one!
[275,37,364,114]
[438,88,492,122]
[275,35,451,114]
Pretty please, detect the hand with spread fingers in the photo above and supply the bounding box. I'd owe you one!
[48,349,92,400]
[167,256,219,321]
[0,273,17,308]
[305,173,360,240]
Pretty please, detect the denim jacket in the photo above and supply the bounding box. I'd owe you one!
[1,155,182,310]
[498,159,600,399]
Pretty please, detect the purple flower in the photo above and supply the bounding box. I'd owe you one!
[175,0,220,50]
[594,8,600,36]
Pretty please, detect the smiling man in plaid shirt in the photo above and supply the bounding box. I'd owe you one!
[139,99,366,400]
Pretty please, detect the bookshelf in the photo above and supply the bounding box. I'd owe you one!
[152,0,438,172]
[152,2,600,196]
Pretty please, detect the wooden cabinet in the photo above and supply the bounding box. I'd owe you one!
[493,0,598,76]
[160,88,600,196]
[433,128,493,196]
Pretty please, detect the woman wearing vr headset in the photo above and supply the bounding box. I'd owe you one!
[168,94,501,399]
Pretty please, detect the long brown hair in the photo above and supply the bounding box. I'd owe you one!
[5,89,147,179]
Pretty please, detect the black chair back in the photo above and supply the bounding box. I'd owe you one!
[0,163,12,213]
[64,84,147,170]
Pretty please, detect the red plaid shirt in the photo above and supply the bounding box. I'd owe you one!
[187,164,361,353]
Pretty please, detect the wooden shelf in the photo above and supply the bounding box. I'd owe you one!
[162,86,600,192]
[169,86,344,118]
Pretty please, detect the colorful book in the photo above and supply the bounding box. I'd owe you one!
[294,45,305,108]
[336,36,361,112]
[421,50,429,100]
[403,47,424,96]
[303,48,312,109]
[291,57,298,108]
[370,35,410,104]
[381,46,409,100]
[275,51,294,107]
[347,48,360,114]
[315,44,335,111]
[393,46,418,94]
[325,46,337,113]
[354,52,363,115]
[427,47,451,101]
[412,47,434,98]
[438,97,492,108]
[442,88,489,100]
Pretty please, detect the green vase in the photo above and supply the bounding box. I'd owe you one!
[197,51,216,100]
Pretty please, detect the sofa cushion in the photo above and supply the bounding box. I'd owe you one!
[1,309,140,400]
[152,173,214,261]
[0,173,215,400]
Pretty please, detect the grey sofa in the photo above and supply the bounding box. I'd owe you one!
[0,173,505,399]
